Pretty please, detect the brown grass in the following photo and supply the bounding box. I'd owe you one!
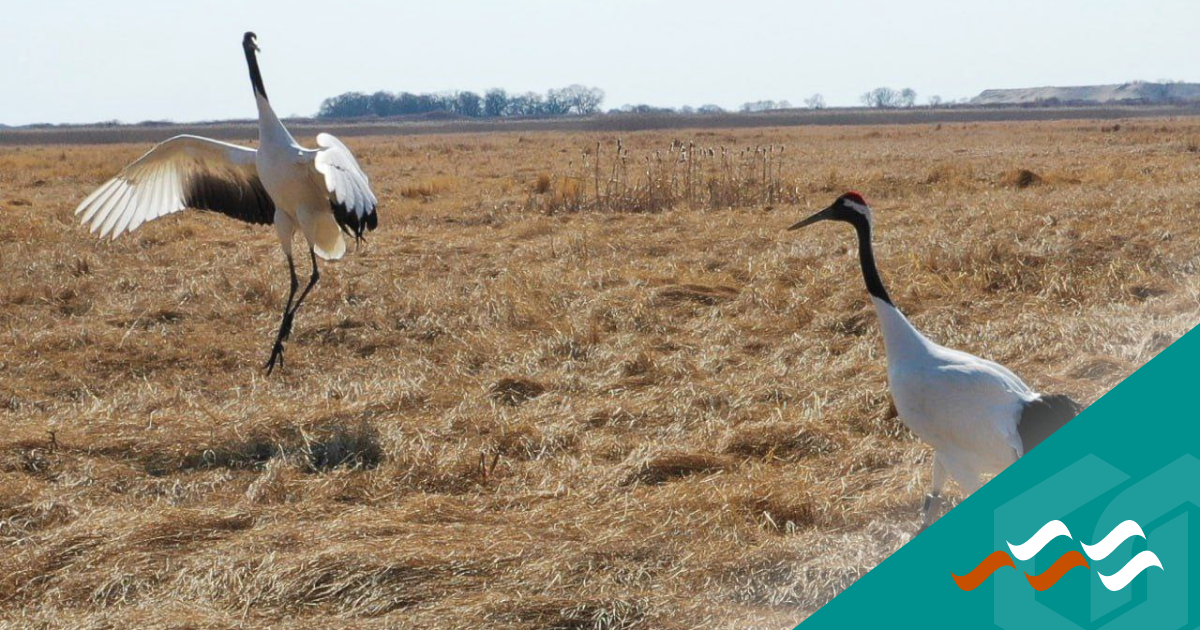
[400,175,458,200]
[2,118,1198,629]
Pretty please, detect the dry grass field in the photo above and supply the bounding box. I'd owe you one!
[2,119,1199,629]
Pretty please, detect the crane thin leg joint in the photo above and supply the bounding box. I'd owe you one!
[265,247,319,374]
[918,454,948,532]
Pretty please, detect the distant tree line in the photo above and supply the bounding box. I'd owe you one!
[317,83,963,120]
[612,98,822,115]
[740,100,792,113]
[612,103,729,114]
[318,85,606,119]
[860,87,919,108]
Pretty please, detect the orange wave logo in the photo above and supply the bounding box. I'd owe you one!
[1025,551,1090,590]
[953,550,1089,591]
[952,551,1015,590]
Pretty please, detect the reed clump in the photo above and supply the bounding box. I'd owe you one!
[529,138,803,214]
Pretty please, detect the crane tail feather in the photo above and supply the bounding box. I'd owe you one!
[1018,394,1082,455]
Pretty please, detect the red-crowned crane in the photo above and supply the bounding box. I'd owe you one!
[74,32,378,373]
[788,192,1081,530]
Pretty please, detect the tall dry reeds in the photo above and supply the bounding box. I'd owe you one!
[528,138,803,214]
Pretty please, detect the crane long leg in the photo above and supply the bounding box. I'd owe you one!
[265,254,300,374]
[286,247,321,329]
[264,248,320,375]
[918,453,948,533]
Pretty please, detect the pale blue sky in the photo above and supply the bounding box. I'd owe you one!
[5,0,1199,125]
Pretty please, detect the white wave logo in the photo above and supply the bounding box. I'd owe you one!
[1082,520,1163,591]
[1081,520,1145,560]
[1096,550,1164,591]
[1002,520,1164,591]
[1007,520,1072,560]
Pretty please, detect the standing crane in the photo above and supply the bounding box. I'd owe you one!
[788,192,1081,530]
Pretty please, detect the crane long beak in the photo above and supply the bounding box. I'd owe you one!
[787,204,836,231]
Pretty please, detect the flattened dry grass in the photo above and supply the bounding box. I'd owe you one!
[2,119,1200,628]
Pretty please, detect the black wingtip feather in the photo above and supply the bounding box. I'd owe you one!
[331,200,378,247]
[1018,394,1083,455]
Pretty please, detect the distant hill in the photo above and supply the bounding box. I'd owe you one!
[972,81,1200,105]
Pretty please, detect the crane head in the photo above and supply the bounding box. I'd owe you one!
[243,32,260,53]
[788,191,873,231]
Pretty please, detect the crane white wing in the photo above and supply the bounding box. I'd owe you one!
[934,347,1036,398]
[75,135,274,239]
[932,352,1037,457]
[311,133,378,239]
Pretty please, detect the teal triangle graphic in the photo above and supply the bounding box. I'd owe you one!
[800,323,1200,629]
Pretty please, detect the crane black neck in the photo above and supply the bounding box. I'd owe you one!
[244,44,268,101]
[847,213,893,306]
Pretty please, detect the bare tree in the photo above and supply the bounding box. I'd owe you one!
[508,92,545,116]
[861,87,900,108]
[369,91,395,117]
[456,91,483,117]
[484,88,508,117]
[899,88,917,107]
[544,87,574,116]
[559,84,605,114]
[927,95,944,107]
[804,93,826,109]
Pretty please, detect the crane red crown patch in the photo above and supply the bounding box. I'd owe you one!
[843,191,867,205]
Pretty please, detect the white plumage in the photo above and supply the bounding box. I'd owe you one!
[77,136,261,239]
[74,32,378,373]
[790,192,1080,530]
[876,300,1034,490]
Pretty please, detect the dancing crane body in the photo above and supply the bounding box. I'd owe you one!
[74,32,377,372]
[789,193,1080,530]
